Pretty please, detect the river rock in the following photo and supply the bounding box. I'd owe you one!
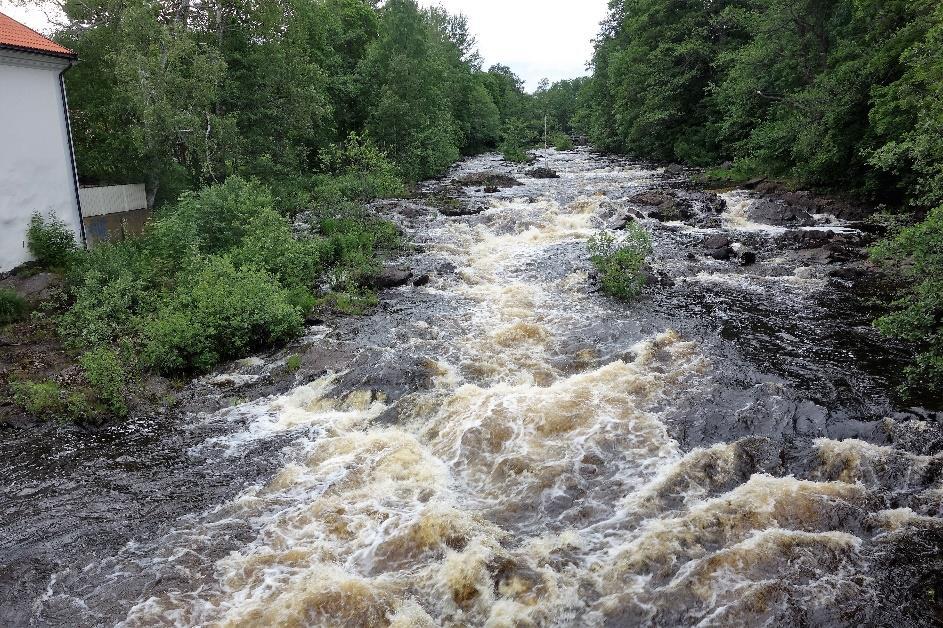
[632,191,692,221]
[439,203,486,217]
[373,267,413,289]
[703,193,727,214]
[704,234,732,250]
[483,186,500,194]
[747,200,815,227]
[526,167,559,179]
[779,229,835,249]
[707,246,734,261]
[739,249,757,266]
[631,191,675,207]
[413,274,431,287]
[664,164,685,177]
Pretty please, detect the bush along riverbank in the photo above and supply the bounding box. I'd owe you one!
[0,139,406,428]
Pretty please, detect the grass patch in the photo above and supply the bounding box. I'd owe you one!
[9,378,63,416]
[286,354,302,372]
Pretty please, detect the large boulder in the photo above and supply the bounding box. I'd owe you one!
[631,191,692,221]
[372,267,413,289]
[747,200,815,227]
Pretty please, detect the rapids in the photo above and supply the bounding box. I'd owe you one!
[2,149,942,627]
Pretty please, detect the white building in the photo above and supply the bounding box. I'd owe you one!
[0,12,84,272]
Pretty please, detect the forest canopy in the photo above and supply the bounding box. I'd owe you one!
[54,0,546,206]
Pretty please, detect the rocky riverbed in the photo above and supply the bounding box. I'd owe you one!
[2,148,941,627]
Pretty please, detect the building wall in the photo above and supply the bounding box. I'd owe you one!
[0,49,83,272]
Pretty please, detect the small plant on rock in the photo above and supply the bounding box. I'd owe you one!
[587,224,653,301]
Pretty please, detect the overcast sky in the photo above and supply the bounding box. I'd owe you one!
[1,0,608,91]
[419,0,608,91]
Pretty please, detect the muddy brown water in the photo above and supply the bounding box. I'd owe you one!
[2,149,942,627]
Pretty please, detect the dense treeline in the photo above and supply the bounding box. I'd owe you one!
[582,0,943,389]
[584,0,943,206]
[57,0,535,206]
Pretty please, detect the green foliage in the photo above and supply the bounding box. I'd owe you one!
[27,213,76,269]
[871,206,943,388]
[9,379,63,416]
[140,257,302,374]
[286,354,302,373]
[552,133,575,151]
[587,226,653,301]
[80,347,127,416]
[584,0,943,195]
[0,289,28,325]
[314,133,406,203]
[316,213,403,291]
[500,118,532,163]
[60,0,505,198]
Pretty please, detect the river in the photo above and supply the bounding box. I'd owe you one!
[2,149,941,626]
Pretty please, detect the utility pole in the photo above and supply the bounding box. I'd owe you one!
[544,114,548,150]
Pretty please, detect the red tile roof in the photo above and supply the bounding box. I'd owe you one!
[0,11,74,58]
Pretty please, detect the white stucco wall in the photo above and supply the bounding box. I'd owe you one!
[0,48,83,272]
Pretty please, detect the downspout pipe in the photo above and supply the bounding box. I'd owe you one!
[59,59,86,249]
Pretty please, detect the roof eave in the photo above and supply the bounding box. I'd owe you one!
[0,42,76,60]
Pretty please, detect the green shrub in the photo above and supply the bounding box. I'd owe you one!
[316,214,402,290]
[286,354,302,372]
[141,257,303,373]
[27,212,76,268]
[871,205,943,389]
[318,132,405,201]
[0,289,27,324]
[148,176,274,259]
[502,147,530,164]
[80,347,127,416]
[500,118,533,163]
[587,225,653,301]
[9,378,62,415]
[553,133,574,151]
